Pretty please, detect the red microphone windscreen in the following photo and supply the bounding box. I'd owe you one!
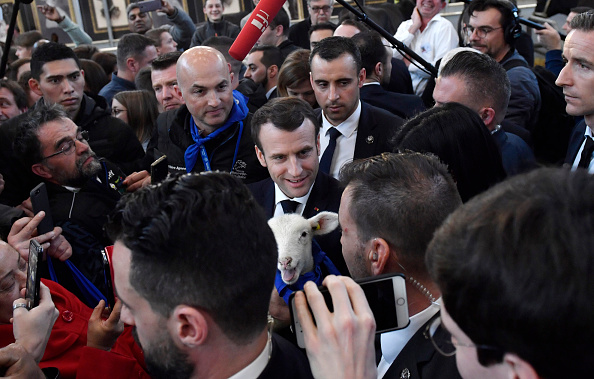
[229,0,286,61]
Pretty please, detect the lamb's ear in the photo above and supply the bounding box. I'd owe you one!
[309,212,339,236]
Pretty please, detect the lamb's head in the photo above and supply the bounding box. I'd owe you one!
[268,211,339,285]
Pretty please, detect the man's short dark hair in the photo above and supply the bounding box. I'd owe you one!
[351,31,388,77]
[440,50,511,124]
[150,51,182,71]
[570,6,593,14]
[106,172,278,344]
[310,36,362,73]
[339,152,461,271]
[116,33,155,69]
[338,19,368,32]
[145,26,170,47]
[126,3,142,15]
[308,22,337,37]
[202,36,242,77]
[570,10,594,31]
[30,42,81,80]
[13,103,69,169]
[269,8,290,36]
[14,31,43,48]
[251,97,320,150]
[134,66,153,93]
[248,45,283,70]
[427,167,594,377]
[0,79,27,110]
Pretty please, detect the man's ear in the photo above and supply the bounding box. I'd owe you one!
[31,163,52,180]
[478,107,496,128]
[358,68,366,88]
[174,85,184,100]
[275,25,284,37]
[369,238,390,276]
[126,57,138,73]
[503,353,540,379]
[267,64,279,80]
[28,78,43,97]
[374,62,382,79]
[255,145,267,167]
[170,305,209,348]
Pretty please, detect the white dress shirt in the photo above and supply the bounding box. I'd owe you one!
[273,182,314,217]
[320,101,362,179]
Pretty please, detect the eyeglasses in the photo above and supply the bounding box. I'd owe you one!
[463,25,503,39]
[41,130,89,161]
[309,5,332,13]
[423,317,500,357]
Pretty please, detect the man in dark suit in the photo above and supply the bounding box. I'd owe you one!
[558,12,594,172]
[249,97,347,276]
[107,172,314,379]
[244,46,283,102]
[338,152,462,379]
[352,31,425,119]
[309,36,404,178]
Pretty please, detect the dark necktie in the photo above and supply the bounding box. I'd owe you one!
[319,128,342,174]
[578,136,594,169]
[280,200,300,214]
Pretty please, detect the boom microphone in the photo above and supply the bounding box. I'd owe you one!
[229,0,286,61]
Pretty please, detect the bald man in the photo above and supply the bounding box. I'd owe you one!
[155,46,268,182]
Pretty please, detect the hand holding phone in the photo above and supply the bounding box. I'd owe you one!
[293,276,379,379]
[12,282,59,363]
[25,241,43,310]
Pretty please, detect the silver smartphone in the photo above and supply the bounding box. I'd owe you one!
[137,0,162,13]
[289,273,409,348]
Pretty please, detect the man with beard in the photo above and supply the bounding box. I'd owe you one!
[106,172,314,379]
[13,104,129,304]
[244,46,284,101]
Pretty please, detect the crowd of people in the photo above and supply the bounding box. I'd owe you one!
[0,0,593,378]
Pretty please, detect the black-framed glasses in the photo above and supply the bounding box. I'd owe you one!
[41,130,89,161]
[309,5,332,12]
[423,316,500,357]
[463,25,503,38]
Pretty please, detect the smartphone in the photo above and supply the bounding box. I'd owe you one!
[137,0,162,13]
[289,273,409,348]
[30,183,53,235]
[101,249,116,308]
[26,240,43,310]
[151,154,168,184]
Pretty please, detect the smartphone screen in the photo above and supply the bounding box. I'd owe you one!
[289,273,409,348]
[26,241,43,310]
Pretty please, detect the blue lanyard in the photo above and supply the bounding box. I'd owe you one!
[199,121,244,173]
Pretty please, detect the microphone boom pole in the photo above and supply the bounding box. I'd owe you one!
[334,0,438,77]
[1,0,30,78]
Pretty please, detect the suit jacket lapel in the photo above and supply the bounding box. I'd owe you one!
[354,102,377,160]
[303,172,330,218]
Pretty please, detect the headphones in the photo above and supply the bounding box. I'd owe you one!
[499,0,522,44]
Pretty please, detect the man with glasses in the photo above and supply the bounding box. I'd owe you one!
[466,0,540,131]
[331,152,462,378]
[392,0,458,96]
[12,103,132,302]
[289,0,334,49]
[0,42,144,207]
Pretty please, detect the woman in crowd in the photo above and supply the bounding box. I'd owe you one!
[277,49,318,108]
[112,90,158,151]
[393,102,506,202]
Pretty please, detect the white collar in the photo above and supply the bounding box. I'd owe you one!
[321,100,362,139]
[274,181,315,209]
[228,333,272,379]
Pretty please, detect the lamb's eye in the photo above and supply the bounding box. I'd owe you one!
[301,231,307,238]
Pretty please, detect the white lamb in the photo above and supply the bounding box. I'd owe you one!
[268,212,341,303]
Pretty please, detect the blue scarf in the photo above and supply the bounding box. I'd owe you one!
[275,239,342,304]
[184,91,249,173]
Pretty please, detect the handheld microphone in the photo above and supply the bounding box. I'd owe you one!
[229,0,286,61]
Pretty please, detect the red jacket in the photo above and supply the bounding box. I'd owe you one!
[0,279,149,379]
